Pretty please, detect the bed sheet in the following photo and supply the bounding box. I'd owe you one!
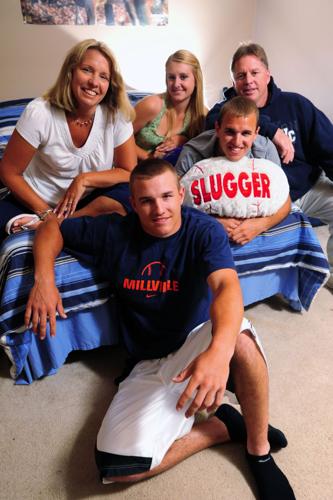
[0,96,330,383]
[0,207,329,384]
[230,206,329,310]
[0,231,120,383]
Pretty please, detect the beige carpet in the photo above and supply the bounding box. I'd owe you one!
[0,226,332,500]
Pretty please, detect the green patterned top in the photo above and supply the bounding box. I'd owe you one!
[135,96,190,153]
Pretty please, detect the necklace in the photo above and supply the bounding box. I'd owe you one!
[69,113,95,127]
[74,116,94,127]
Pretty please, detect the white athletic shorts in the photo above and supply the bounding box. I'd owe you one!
[96,317,265,481]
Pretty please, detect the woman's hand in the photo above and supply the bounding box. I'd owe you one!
[54,174,87,217]
[154,134,187,156]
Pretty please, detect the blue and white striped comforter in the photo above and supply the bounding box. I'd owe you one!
[0,207,329,383]
[0,98,330,383]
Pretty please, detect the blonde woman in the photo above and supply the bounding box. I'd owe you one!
[0,39,136,237]
[134,49,207,163]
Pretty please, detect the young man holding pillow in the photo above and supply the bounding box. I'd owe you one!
[176,96,291,245]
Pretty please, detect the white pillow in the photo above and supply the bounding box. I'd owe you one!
[181,156,290,218]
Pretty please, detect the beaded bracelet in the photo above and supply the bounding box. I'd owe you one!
[37,209,54,221]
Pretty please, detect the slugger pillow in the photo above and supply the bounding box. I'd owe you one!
[181,156,290,218]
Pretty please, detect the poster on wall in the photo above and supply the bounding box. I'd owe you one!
[20,0,168,26]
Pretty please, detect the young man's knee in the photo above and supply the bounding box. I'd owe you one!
[95,447,152,483]
[233,329,265,366]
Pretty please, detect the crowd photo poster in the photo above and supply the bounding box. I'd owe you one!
[20,0,168,26]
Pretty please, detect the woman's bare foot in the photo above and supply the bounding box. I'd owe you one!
[6,214,41,234]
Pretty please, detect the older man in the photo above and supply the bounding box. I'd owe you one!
[206,43,333,288]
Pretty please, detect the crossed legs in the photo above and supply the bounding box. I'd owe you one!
[96,325,295,497]
[106,329,269,483]
[96,323,271,481]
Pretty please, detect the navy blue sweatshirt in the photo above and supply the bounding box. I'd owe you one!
[206,78,333,201]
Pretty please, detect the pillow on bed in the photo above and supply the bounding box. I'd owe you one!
[181,156,290,218]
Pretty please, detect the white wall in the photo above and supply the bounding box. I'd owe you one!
[0,0,254,107]
[1,0,332,121]
[254,0,333,120]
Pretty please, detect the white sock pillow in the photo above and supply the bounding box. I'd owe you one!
[181,156,290,218]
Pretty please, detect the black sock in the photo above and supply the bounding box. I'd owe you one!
[215,404,288,449]
[246,451,295,500]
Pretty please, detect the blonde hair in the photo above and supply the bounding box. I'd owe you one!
[44,39,134,121]
[165,49,206,139]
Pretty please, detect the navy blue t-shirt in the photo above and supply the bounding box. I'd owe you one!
[61,207,235,359]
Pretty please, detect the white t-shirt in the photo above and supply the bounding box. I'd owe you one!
[16,98,133,206]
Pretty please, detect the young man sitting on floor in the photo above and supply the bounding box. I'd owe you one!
[25,159,295,499]
[177,96,291,245]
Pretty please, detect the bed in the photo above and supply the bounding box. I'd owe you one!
[0,96,330,384]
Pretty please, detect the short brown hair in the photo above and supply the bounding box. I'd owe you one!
[217,96,259,127]
[231,42,269,75]
[44,39,134,121]
[130,158,179,194]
